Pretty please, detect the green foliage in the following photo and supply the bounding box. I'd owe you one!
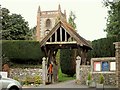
[24,75,31,85]
[58,68,75,82]
[99,74,104,84]
[13,76,19,82]
[34,75,41,85]
[2,40,45,64]
[87,36,120,59]
[56,49,60,67]
[1,7,31,40]
[87,72,92,81]
[104,1,120,37]
[68,11,76,29]
[2,54,11,65]
[11,64,42,68]
[30,26,37,40]
[60,49,76,77]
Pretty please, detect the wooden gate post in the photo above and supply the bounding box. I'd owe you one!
[76,56,81,84]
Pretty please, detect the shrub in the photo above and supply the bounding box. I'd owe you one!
[34,75,41,85]
[2,40,45,64]
[99,74,104,84]
[87,36,120,60]
[60,49,76,77]
[24,75,31,85]
[87,72,92,81]
[13,76,19,82]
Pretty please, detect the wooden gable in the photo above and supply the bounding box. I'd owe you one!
[40,20,92,50]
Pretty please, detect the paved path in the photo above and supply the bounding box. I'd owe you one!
[39,80,88,88]
[23,80,117,89]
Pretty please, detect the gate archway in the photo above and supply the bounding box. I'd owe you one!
[40,20,92,84]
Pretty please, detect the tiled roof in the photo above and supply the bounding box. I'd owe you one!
[40,20,92,50]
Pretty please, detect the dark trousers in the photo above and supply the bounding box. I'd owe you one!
[48,73,53,83]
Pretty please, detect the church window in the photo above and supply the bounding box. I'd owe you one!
[45,29,50,36]
[46,19,51,28]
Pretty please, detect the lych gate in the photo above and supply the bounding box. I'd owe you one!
[40,20,92,84]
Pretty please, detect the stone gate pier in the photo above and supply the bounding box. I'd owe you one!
[114,42,120,88]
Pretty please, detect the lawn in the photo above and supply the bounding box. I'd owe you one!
[58,68,75,82]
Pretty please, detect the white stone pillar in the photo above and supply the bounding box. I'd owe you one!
[76,56,81,84]
[42,57,47,85]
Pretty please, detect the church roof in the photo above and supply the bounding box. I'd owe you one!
[40,20,92,50]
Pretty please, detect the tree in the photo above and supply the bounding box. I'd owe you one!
[60,11,77,77]
[104,0,120,38]
[29,26,37,40]
[87,36,120,60]
[1,7,31,40]
[68,11,76,30]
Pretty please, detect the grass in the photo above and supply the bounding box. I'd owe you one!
[58,68,75,82]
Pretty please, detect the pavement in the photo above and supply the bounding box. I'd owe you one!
[22,80,118,90]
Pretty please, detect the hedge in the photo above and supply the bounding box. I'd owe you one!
[2,40,45,64]
[88,36,120,59]
[60,49,76,77]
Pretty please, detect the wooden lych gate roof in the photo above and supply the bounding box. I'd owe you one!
[40,20,92,50]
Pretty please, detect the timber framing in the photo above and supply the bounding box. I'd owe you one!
[40,20,92,50]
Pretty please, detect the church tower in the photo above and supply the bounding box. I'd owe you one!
[36,4,67,41]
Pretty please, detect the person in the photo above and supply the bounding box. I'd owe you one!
[53,62,58,82]
[48,63,53,83]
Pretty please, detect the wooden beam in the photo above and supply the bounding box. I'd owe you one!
[43,46,48,56]
[50,37,52,42]
[60,27,62,41]
[65,31,67,41]
[55,31,57,42]
[46,41,77,44]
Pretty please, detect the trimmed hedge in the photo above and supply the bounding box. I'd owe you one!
[60,49,76,77]
[2,40,45,64]
[87,36,120,59]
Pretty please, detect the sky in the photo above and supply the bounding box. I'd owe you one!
[1,0,109,41]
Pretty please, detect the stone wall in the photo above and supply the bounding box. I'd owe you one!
[114,42,120,88]
[10,68,42,82]
[80,65,116,86]
[92,73,116,86]
[80,65,91,85]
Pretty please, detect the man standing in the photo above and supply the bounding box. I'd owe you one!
[48,63,53,83]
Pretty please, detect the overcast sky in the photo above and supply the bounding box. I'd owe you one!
[1,0,108,41]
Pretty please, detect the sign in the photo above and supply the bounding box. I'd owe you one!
[102,61,109,71]
[110,62,116,71]
[0,72,8,78]
[94,62,101,71]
